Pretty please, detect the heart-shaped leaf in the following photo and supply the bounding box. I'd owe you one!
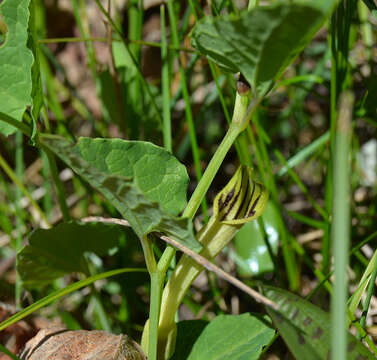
[182,314,275,360]
[40,136,201,251]
[191,0,339,94]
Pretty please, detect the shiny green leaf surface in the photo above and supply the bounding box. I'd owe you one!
[41,136,201,251]
[191,0,339,94]
[185,314,275,360]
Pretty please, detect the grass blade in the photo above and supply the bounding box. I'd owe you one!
[0,344,21,360]
[0,268,146,331]
[331,91,353,360]
[160,5,172,153]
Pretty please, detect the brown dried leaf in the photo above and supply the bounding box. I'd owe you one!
[18,327,146,360]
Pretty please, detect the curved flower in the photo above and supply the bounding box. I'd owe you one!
[214,165,269,225]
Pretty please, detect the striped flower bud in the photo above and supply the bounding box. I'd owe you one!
[213,165,268,225]
[156,166,269,358]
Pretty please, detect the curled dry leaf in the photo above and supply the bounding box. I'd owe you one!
[18,327,146,360]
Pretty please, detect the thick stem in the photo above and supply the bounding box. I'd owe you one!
[330,92,353,360]
[153,92,255,359]
[156,93,253,283]
[139,236,159,360]
[142,244,175,360]
[182,93,250,219]
[148,271,164,360]
[158,217,240,353]
[140,236,157,274]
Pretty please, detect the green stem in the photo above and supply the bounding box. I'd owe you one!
[358,255,377,338]
[158,217,239,350]
[142,240,176,360]
[182,93,252,219]
[157,159,272,355]
[0,112,31,137]
[148,271,164,360]
[160,5,172,153]
[323,14,338,275]
[153,77,258,359]
[331,92,353,360]
[207,62,243,161]
[167,0,208,219]
[139,235,160,359]
[141,237,157,274]
[157,247,175,275]
[152,91,256,358]
[0,344,20,360]
[182,125,239,218]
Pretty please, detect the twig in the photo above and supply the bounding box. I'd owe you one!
[81,216,278,310]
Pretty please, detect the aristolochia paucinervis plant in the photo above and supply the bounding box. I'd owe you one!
[0,0,376,360]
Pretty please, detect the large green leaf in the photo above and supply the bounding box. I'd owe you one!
[40,135,201,251]
[184,314,275,360]
[17,221,124,288]
[0,0,33,135]
[263,286,375,360]
[191,0,339,94]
